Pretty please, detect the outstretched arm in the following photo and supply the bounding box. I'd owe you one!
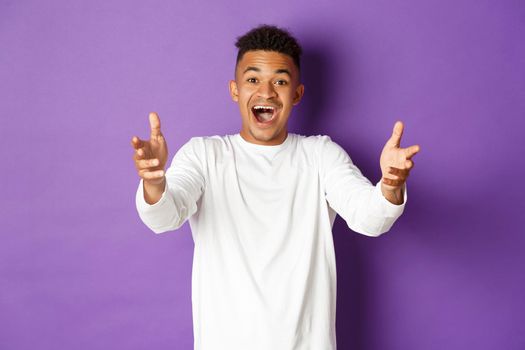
[321,121,420,237]
[131,112,205,234]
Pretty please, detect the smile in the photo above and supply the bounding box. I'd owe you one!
[251,105,278,125]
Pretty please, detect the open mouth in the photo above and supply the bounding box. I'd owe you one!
[251,105,277,125]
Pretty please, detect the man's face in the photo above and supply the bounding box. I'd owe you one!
[229,50,304,145]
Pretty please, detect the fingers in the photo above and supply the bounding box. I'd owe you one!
[134,153,165,181]
[131,111,163,150]
[383,167,405,187]
[137,158,159,168]
[133,149,159,169]
[404,144,420,159]
[131,136,144,150]
[381,177,405,187]
[388,121,404,147]
[387,165,411,179]
[133,147,146,161]
[149,112,162,138]
[131,141,158,169]
[139,168,165,180]
[382,164,413,187]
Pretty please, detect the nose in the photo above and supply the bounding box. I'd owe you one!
[257,81,277,99]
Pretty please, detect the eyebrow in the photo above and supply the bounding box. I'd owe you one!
[243,66,291,77]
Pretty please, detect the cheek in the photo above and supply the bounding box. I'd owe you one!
[238,90,253,104]
[282,94,295,108]
[280,88,295,100]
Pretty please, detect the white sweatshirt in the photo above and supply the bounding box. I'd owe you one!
[135,132,406,350]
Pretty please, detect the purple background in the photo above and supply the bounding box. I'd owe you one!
[1,0,524,349]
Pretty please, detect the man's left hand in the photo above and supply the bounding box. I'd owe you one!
[379,121,420,204]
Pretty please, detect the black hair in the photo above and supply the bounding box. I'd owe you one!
[234,24,302,71]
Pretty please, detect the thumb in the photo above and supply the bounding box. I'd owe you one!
[149,112,162,138]
[387,120,404,148]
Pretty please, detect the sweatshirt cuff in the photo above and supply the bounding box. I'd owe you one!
[374,181,407,217]
[135,178,170,213]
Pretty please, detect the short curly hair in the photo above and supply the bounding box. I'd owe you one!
[235,24,302,71]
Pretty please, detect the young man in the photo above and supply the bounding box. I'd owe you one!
[131,25,419,350]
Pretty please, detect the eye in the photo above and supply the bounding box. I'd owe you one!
[275,80,288,86]
[247,77,258,83]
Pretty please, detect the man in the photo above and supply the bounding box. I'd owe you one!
[131,25,419,350]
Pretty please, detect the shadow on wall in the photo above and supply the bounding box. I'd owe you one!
[331,176,496,349]
[295,35,495,349]
[291,42,340,136]
[327,150,489,350]
[296,40,373,349]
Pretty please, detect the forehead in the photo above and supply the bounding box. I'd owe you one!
[236,50,298,76]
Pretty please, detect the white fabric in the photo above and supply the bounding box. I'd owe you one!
[135,132,406,350]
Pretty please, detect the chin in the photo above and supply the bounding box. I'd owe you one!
[251,128,276,141]
[252,126,288,144]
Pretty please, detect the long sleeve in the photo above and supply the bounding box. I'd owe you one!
[135,137,206,234]
[319,135,406,237]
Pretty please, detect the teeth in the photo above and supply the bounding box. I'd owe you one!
[252,105,276,123]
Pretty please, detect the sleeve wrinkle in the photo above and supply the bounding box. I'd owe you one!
[320,135,405,237]
[135,137,207,234]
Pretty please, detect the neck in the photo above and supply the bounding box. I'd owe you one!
[239,129,288,146]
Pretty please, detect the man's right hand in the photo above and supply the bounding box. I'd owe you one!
[131,112,169,203]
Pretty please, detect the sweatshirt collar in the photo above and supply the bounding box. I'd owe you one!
[235,132,293,152]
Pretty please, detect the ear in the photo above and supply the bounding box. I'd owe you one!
[292,83,305,105]
[229,80,239,102]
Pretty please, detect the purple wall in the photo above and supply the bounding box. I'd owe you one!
[1,0,523,349]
